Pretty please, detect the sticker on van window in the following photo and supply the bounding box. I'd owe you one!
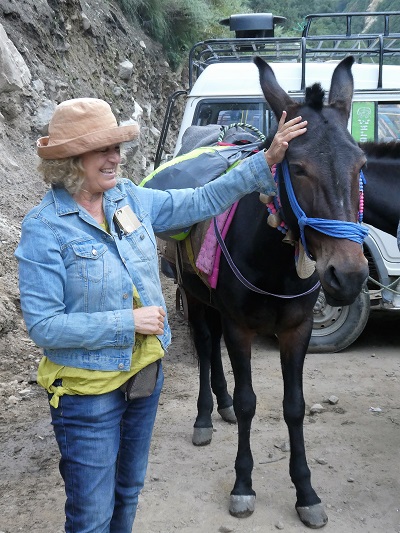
[351,102,375,143]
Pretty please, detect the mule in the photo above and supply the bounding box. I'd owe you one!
[362,141,400,238]
[163,56,369,528]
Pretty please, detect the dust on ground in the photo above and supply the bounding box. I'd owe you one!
[0,274,399,533]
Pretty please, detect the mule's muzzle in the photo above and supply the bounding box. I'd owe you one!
[320,256,369,307]
[323,273,369,307]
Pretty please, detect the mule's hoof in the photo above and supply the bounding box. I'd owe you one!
[217,406,237,424]
[296,503,328,529]
[229,494,256,518]
[192,427,213,446]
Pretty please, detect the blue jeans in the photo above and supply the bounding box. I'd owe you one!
[49,365,164,533]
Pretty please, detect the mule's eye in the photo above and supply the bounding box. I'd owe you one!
[290,164,306,177]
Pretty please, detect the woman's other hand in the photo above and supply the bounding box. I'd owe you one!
[133,306,166,335]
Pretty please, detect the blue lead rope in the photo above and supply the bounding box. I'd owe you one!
[278,159,369,259]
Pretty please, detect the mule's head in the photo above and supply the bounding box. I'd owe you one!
[255,56,368,306]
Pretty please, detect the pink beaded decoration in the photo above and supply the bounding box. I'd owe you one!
[358,171,365,223]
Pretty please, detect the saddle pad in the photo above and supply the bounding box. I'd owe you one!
[196,202,239,288]
[159,202,239,290]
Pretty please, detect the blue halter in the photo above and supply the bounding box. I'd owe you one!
[277,159,369,259]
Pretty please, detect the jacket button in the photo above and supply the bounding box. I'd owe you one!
[123,293,128,299]
[140,234,145,240]
[118,363,124,369]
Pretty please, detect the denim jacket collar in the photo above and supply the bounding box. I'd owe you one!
[51,182,127,217]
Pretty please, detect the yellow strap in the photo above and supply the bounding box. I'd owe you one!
[184,236,200,276]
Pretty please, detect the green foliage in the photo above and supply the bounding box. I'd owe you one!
[115,0,249,69]
[115,0,400,69]
[245,0,398,36]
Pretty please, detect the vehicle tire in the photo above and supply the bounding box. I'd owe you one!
[308,287,370,353]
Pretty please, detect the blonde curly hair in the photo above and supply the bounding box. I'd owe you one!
[38,156,86,195]
[38,154,124,195]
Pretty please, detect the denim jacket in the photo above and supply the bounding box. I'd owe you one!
[15,150,275,371]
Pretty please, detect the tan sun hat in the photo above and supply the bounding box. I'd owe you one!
[37,98,140,160]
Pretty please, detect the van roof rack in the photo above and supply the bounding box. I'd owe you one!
[188,11,400,90]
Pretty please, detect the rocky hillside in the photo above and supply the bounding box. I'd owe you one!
[0,0,185,374]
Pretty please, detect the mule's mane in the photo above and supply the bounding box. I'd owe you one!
[305,83,325,110]
[361,141,400,159]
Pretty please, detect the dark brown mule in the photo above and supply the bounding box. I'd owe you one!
[164,56,369,528]
[362,141,400,238]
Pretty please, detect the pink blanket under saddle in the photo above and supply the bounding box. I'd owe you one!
[195,202,238,288]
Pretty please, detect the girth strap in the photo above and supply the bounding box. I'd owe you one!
[174,242,189,322]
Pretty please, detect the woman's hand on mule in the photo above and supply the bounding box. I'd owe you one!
[133,306,166,335]
[264,111,307,167]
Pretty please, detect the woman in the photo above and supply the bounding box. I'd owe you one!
[15,97,306,532]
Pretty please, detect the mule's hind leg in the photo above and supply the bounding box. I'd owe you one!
[279,325,328,529]
[211,329,237,425]
[188,296,235,446]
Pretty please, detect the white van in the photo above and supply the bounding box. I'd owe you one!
[156,11,400,352]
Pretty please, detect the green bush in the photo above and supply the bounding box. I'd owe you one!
[115,0,249,70]
[115,0,400,69]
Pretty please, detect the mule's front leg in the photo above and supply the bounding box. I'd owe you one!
[279,325,328,529]
[223,324,256,518]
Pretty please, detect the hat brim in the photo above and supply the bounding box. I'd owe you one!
[37,124,140,160]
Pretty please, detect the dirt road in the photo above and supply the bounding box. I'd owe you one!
[0,276,399,533]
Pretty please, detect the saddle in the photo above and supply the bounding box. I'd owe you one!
[143,124,264,288]
[157,220,211,283]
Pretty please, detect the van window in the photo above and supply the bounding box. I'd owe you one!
[378,104,400,141]
[194,100,277,137]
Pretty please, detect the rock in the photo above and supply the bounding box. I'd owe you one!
[28,370,38,384]
[119,60,134,81]
[32,79,45,93]
[328,395,339,404]
[18,388,32,396]
[310,403,324,414]
[32,99,57,134]
[0,23,31,92]
[7,395,21,405]
[150,125,160,137]
[131,101,143,122]
[81,12,91,31]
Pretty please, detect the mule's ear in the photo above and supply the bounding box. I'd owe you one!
[328,56,355,121]
[254,56,293,118]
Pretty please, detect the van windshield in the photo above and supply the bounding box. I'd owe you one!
[194,100,277,138]
[195,100,400,143]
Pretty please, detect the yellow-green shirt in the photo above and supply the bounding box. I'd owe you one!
[38,328,163,407]
[37,220,164,407]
